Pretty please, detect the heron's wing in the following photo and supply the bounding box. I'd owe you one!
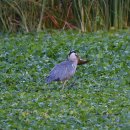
[50,62,68,79]
[46,61,72,83]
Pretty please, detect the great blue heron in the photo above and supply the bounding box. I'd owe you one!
[45,50,88,88]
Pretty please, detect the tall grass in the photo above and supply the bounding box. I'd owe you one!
[0,0,130,32]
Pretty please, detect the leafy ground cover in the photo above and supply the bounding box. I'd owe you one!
[0,30,130,129]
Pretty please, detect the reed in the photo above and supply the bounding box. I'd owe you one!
[0,0,129,32]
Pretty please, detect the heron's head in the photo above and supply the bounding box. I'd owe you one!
[68,50,78,62]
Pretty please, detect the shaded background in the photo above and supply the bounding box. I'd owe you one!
[0,0,130,32]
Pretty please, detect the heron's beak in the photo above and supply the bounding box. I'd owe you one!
[77,55,89,65]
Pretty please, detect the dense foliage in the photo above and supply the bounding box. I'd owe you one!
[0,30,130,129]
[0,0,130,32]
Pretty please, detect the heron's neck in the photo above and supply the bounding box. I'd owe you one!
[71,60,78,66]
[71,61,78,70]
[68,58,78,64]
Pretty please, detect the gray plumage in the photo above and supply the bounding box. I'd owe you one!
[45,51,78,84]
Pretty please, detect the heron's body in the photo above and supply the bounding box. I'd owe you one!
[46,60,77,83]
[45,50,87,86]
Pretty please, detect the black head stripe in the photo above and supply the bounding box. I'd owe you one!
[69,50,76,56]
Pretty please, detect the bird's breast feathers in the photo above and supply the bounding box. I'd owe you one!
[72,63,77,70]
